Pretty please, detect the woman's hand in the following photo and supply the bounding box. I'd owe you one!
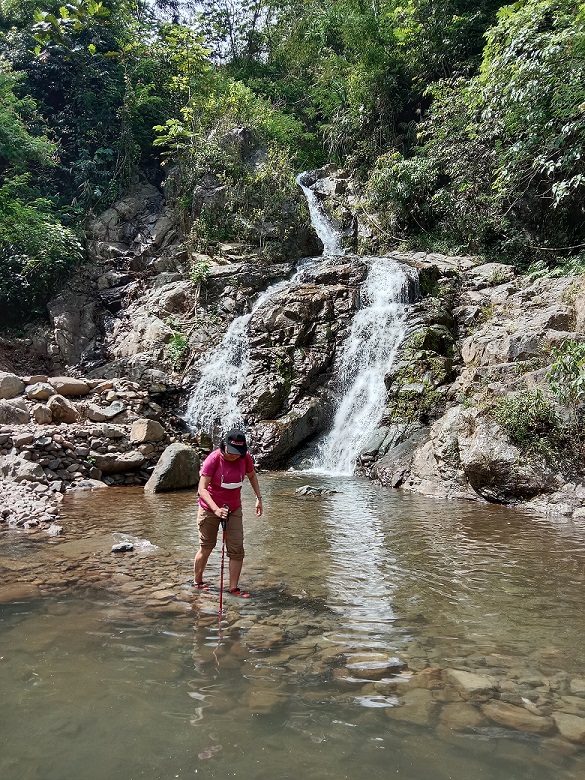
[255,497,263,517]
[214,506,229,520]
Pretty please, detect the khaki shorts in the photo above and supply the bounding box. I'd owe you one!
[197,506,244,561]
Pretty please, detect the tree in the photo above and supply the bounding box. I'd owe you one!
[0,61,82,324]
[365,0,585,263]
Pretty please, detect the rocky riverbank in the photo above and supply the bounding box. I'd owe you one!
[0,371,200,534]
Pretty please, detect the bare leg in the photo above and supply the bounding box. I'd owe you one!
[228,558,243,591]
[194,546,212,584]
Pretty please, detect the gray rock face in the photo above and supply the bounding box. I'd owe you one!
[0,372,25,399]
[0,398,30,424]
[144,443,199,493]
[90,451,145,474]
[47,394,79,424]
[48,292,98,367]
[130,418,165,444]
[243,257,367,464]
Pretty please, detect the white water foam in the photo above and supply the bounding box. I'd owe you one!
[311,258,416,475]
[296,173,344,256]
[184,261,318,436]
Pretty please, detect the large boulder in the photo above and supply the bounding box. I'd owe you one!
[47,394,79,424]
[144,443,199,493]
[0,398,30,424]
[371,428,429,488]
[404,405,560,503]
[130,418,165,444]
[0,372,25,399]
[457,407,559,502]
[252,397,325,468]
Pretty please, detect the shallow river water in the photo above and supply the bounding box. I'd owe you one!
[2,474,585,780]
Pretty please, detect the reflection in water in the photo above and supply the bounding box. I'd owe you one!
[1,475,585,780]
[319,483,397,648]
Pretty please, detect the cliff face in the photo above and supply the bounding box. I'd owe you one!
[372,259,585,519]
[6,165,585,518]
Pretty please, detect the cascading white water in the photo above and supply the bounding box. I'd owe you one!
[184,261,317,436]
[296,173,343,255]
[183,311,252,434]
[312,258,415,475]
[185,169,336,437]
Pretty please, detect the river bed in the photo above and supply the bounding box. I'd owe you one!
[1,474,585,779]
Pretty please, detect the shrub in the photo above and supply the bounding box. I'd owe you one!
[0,180,83,324]
[166,332,189,369]
[491,390,566,459]
[547,340,585,420]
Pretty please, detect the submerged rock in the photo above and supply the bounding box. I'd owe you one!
[481,700,556,735]
[295,485,337,496]
[112,542,134,553]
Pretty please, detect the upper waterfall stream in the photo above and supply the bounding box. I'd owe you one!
[295,172,344,255]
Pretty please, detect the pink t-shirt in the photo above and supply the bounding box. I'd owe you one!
[198,449,255,513]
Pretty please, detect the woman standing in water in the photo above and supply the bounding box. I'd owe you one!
[194,429,263,597]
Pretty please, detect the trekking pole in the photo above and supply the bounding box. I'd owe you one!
[218,504,230,619]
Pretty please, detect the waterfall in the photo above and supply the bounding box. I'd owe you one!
[312,258,416,476]
[185,169,337,438]
[183,311,252,435]
[296,173,343,256]
[184,261,317,437]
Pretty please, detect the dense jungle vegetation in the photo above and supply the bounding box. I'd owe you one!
[0,0,584,323]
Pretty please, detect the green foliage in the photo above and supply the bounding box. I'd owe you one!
[491,390,565,458]
[526,255,585,280]
[2,0,582,328]
[0,61,81,323]
[365,150,440,234]
[155,72,307,255]
[0,178,83,324]
[364,0,585,263]
[547,341,585,416]
[154,75,307,164]
[166,331,189,368]
[190,256,211,286]
[0,63,54,169]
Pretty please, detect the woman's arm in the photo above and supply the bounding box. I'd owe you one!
[247,470,263,517]
[198,475,227,519]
